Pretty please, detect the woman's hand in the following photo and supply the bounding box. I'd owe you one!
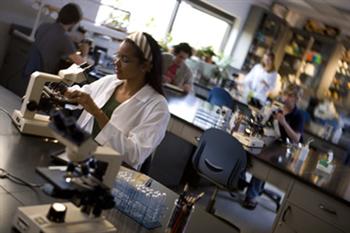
[65,90,100,116]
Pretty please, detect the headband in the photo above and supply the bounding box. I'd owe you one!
[127,32,153,62]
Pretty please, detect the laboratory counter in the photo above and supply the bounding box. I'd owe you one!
[164,87,350,206]
[0,84,237,233]
[163,87,350,232]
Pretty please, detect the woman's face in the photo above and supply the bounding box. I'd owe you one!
[113,41,145,81]
[262,54,273,69]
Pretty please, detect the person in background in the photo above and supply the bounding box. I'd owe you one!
[242,84,305,209]
[162,42,193,93]
[64,32,170,170]
[26,3,86,76]
[243,51,278,105]
[314,96,339,129]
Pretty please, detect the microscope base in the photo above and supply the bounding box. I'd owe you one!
[13,202,117,233]
[12,110,53,137]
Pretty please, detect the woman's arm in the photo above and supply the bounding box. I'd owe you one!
[64,90,109,129]
[95,103,170,169]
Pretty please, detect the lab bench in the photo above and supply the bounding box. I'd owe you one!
[0,84,236,233]
[157,87,350,233]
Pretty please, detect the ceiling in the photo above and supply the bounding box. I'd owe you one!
[274,0,350,37]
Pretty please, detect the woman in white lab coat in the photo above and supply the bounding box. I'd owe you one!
[65,32,170,170]
[244,51,278,105]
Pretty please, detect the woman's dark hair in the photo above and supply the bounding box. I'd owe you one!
[124,33,164,96]
[173,42,193,57]
[57,3,83,25]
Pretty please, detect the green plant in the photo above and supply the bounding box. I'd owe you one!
[158,33,173,52]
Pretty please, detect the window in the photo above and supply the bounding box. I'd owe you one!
[96,0,176,41]
[95,0,234,53]
[170,1,232,53]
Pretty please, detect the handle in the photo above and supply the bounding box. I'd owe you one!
[319,203,337,215]
[282,206,291,222]
[204,159,223,172]
[194,136,201,142]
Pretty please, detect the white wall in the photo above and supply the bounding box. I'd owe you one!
[204,0,273,61]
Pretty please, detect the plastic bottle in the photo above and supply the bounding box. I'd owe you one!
[331,127,342,144]
[299,143,310,161]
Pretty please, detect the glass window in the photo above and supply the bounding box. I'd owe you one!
[96,0,176,41]
[170,1,231,53]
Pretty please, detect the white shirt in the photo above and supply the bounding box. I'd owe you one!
[244,64,277,103]
[70,75,170,169]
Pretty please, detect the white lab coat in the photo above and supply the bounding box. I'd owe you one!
[69,75,170,169]
[244,64,277,103]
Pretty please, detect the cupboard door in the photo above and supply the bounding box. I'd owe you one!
[288,181,350,232]
[274,203,344,233]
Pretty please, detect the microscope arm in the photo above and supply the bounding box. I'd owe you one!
[21,72,63,119]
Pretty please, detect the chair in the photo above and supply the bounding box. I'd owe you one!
[207,87,234,109]
[192,128,247,230]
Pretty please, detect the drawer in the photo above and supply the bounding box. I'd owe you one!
[273,203,344,233]
[181,125,202,145]
[248,158,270,180]
[288,181,350,232]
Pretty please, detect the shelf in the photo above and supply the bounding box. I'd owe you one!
[284,52,303,59]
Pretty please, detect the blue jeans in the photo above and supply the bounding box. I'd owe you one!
[246,176,265,200]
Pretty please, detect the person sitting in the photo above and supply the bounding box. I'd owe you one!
[242,84,305,209]
[64,32,170,170]
[30,3,86,75]
[162,42,193,93]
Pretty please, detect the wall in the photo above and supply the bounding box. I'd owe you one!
[0,0,124,68]
[204,0,273,66]
[0,0,273,70]
[0,0,38,70]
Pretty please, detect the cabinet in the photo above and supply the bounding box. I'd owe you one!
[278,29,335,94]
[0,30,32,97]
[328,46,350,105]
[279,30,313,83]
[273,181,350,233]
[242,12,287,72]
[274,203,344,233]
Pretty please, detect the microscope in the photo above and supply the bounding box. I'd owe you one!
[13,111,122,233]
[12,63,90,138]
[232,114,265,155]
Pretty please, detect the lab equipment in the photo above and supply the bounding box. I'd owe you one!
[13,111,122,233]
[165,185,203,233]
[12,63,90,137]
[110,170,167,229]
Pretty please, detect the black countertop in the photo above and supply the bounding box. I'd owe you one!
[0,85,236,233]
[164,88,350,206]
